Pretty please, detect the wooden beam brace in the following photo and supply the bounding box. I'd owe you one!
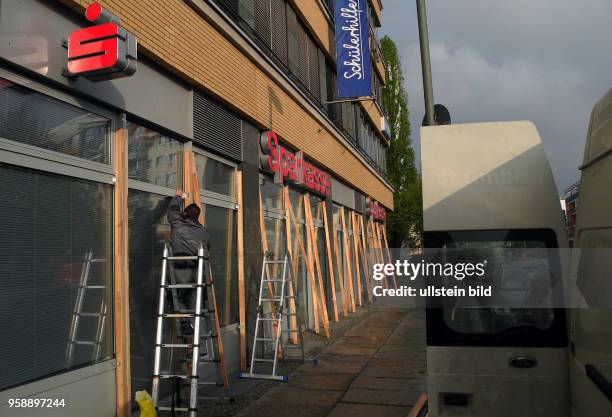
[236,171,247,372]
[351,212,363,307]
[113,118,130,417]
[283,188,299,343]
[321,201,339,321]
[340,208,356,313]
[304,196,330,337]
[285,189,321,334]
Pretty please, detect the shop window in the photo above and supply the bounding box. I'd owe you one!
[195,153,236,197]
[288,187,304,221]
[0,163,113,390]
[0,78,110,164]
[202,204,238,325]
[127,121,183,189]
[127,189,173,403]
[260,176,284,211]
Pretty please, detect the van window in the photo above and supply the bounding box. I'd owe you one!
[441,239,554,334]
[425,229,567,347]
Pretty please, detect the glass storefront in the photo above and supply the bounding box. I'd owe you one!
[127,123,240,398]
[0,78,114,390]
[0,69,384,408]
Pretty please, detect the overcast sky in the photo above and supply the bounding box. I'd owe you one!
[381,0,612,193]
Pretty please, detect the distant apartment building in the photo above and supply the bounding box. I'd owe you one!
[563,181,580,246]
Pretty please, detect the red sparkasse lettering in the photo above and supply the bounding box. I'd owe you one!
[260,130,331,197]
[266,130,279,173]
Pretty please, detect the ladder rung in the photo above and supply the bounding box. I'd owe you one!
[256,338,276,342]
[72,340,100,345]
[160,343,193,348]
[157,374,191,379]
[258,318,280,322]
[162,313,195,318]
[241,373,288,382]
[261,298,282,302]
[164,284,202,289]
[253,358,274,362]
[262,279,285,282]
[89,259,106,263]
[75,312,104,317]
[198,381,220,386]
[156,407,190,412]
[264,261,286,264]
[167,256,199,261]
[78,285,106,289]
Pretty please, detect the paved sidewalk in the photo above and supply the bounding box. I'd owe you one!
[234,308,426,417]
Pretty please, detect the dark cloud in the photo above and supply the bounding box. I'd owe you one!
[381,0,612,192]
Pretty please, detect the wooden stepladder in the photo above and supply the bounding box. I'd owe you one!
[151,243,229,416]
[66,250,108,368]
[242,253,305,381]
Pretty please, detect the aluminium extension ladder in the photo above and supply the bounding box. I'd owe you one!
[241,253,305,381]
[66,251,108,368]
[151,243,228,416]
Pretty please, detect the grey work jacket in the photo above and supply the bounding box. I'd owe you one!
[167,196,210,256]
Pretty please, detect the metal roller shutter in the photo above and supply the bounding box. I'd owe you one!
[307,36,321,102]
[270,0,288,66]
[295,21,309,90]
[254,0,272,49]
[193,90,243,161]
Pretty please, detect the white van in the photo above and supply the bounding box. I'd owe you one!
[569,88,612,417]
[421,121,570,417]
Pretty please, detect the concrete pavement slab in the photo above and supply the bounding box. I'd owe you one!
[341,387,423,406]
[327,403,411,417]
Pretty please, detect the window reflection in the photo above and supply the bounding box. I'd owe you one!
[0,78,110,163]
[260,176,283,210]
[127,122,183,189]
[195,153,235,197]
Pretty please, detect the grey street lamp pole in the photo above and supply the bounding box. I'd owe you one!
[417,0,436,126]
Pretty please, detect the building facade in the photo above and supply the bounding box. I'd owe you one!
[0,0,393,415]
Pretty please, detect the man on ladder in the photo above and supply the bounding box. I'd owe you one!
[167,188,210,335]
[153,188,228,415]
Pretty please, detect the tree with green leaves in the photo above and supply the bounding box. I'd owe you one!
[380,36,423,248]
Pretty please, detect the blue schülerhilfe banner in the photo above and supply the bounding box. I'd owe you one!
[334,0,372,99]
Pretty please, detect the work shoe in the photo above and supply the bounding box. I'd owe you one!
[181,321,194,336]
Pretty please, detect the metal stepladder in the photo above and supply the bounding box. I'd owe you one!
[152,243,229,416]
[66,251,108,368]
[241,252,305,381]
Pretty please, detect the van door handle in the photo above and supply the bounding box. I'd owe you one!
[586,364,612,403]
[509,356,538,369]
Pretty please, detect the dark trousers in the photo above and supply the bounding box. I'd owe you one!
[171,259,210,334]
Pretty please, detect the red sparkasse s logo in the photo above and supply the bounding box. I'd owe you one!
[260,130,331,197]
[66,3,137,81]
